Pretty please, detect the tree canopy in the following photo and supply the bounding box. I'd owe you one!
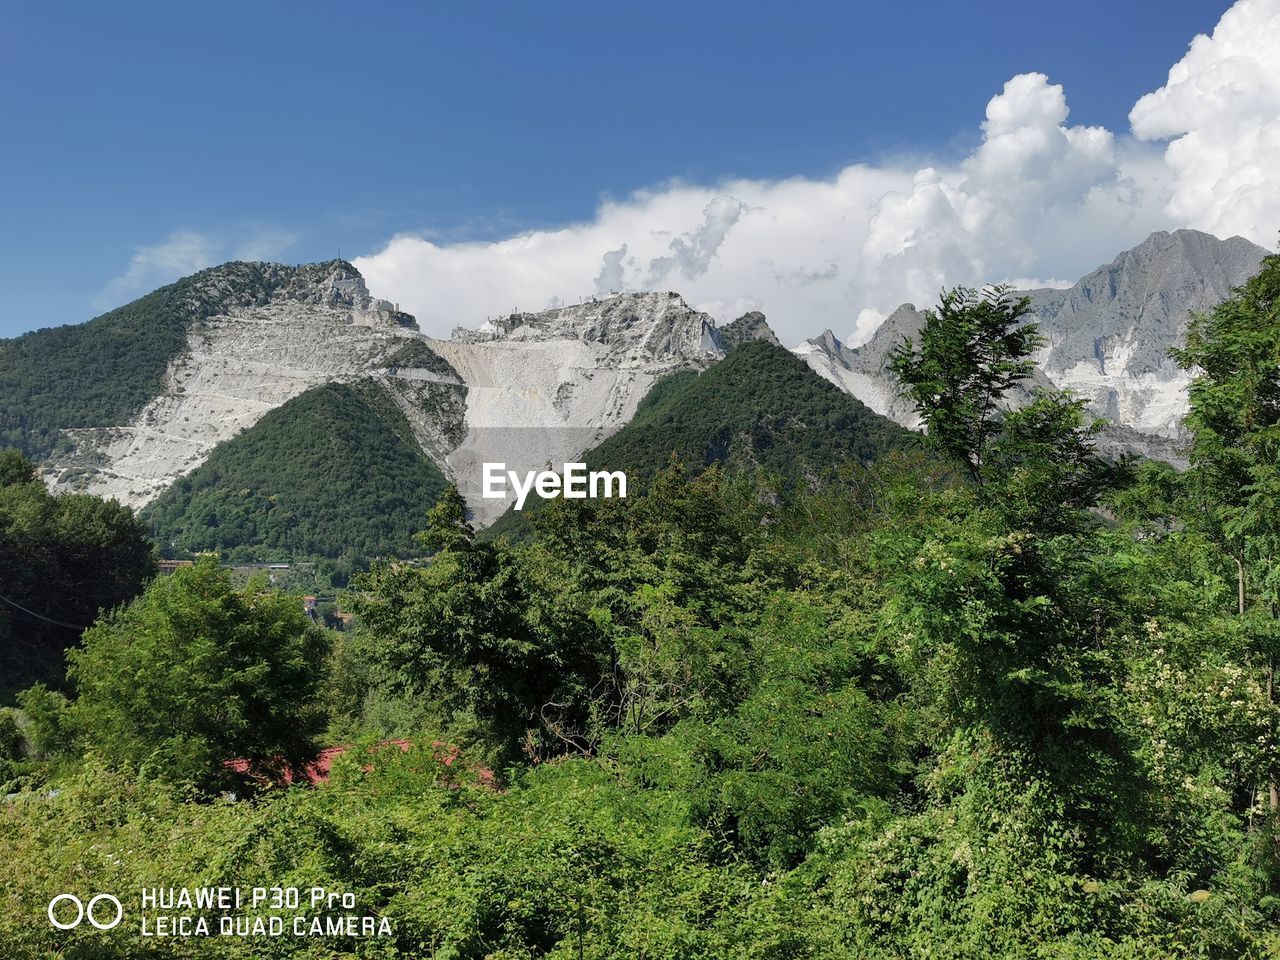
[58,557,330,791]
[0,451,155,702]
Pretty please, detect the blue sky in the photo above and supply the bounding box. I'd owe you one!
[0,0,1243,338]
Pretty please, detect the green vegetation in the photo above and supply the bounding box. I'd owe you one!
[2,263,1280,957]
[0,261,337,459]
[0,450,154,703]
[143,380,450,564]
[889,285,1043,487]
[486,340,916,539]
[22,558,330,792]
[382,337,461,377]
[588,340,912,480]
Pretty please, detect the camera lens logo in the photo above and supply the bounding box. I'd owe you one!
[47,894,123,930]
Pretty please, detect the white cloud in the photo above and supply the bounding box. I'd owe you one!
[1130,0,1280,246]
[98,228,297,309]
[98,230,218,308]
[645,196,745,285]
[232,229,299,263]
[347,1,1275,346]
[593,243,628,294]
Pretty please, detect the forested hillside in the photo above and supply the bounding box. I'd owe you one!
[0,450,154,703]
[486,340,917,539]
[596,340,913,475]
[0,262,340,459]
[143,380,448,563]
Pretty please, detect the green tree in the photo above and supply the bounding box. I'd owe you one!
[14,683,71,761]
[0,448,35,486]
[983,390,1119,534]
[64,557,330,790]
[419,484,474,553]
[885,286,1139,857]
[347,489,603,758]
[888,285,1041,488]
[0,451,155,701]
[1172,251,1280,823]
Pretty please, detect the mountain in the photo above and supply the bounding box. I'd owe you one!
[4,228,1266,553]
[142,380,449,562]
[5,271,727,533]
[484,340,916,540]
[798,229,1269,459]
[795,304,926,428]
[431,291,725,524]
[14,260,444,508]
[0,260,410,462]
[585,339,912,479]
[718,311,782,350]
[1026,229,1267,436]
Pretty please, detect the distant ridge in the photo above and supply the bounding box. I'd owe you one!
[0,228,1268,562]
[796,228,1270,460]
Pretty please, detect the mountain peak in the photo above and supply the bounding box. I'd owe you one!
[1028,228,1268,383]
[1122,227,1267,263]
[788,229,1270,457]
[180,260,418,330]
[718,310,781,350]
[449,290,723,360]
[798,328,845,354]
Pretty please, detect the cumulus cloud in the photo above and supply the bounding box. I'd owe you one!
[645,196,745,285]
[593,244,628,294]
[356,1,1279,346]
[1130,0,1280,245]
[98,228,297,309]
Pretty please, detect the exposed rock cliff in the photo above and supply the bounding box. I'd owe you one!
[45,262,456,508]
[718,311,782,350]
[796,229,1269,461]
[1028,229,1267,437]
[436,291,725,524]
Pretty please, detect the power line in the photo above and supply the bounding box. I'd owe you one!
[0,593,90,631]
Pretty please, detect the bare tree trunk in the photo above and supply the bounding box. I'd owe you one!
[1271,661,1279,815]
[1236,554,1246,616]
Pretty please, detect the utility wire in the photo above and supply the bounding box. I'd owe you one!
[0,593,90,631]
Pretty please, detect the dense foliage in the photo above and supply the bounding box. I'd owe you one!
[2,263,1280,957]
[0,450,154,703]
[143,380,450,563]
[28,558,330,791]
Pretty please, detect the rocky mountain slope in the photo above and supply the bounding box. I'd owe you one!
[434,291,725,525]
[719,311,782,350]
[5,228,1266,542]
[35,262,453,508]
[14,271,729,528]
[484,339,917,540]
[1028,229,1267,436]
[798,229,1269,459]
